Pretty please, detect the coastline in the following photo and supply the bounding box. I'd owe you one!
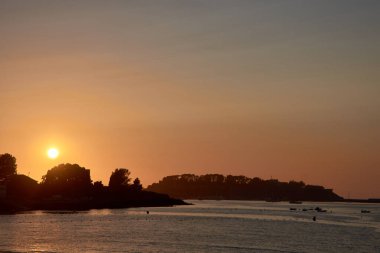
[0,194,190,214]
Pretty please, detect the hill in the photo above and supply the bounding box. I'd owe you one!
[146,174,343,201]
[0,153,187,214]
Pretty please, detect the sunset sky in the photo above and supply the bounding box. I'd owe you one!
[1,0,379,198]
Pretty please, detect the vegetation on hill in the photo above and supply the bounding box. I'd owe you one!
[0,153,186,213]
[147,174,343,201]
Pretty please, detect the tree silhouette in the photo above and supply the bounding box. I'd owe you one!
[93,181,104,189]
[41,163,92,197]
[147,174,343,201]
[0,155,186,212]
[131,177,143,191]
[109,168,131,189]
[0,153,17,179]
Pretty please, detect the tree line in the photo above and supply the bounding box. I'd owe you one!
[0,153,142,198]
[0,153,184,212]
[146,174,343,201]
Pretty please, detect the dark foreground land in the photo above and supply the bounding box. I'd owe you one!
[0,191,188,214]
[0,154,377,215]
[0,160,188,214]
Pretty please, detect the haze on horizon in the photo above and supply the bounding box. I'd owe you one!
[1,0,379,199]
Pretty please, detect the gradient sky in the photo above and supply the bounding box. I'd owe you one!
[1,0,379,198]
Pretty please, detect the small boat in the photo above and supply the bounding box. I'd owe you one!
[289,208,297,211]
[361,210,371,213]
[315,207,327,212]
[289,201,302,204]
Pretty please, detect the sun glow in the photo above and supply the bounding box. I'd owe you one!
[47,148,59,159]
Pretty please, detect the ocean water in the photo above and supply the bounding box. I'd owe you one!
[0,200,379,253]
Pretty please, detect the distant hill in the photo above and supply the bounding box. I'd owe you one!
[146,174,343,201]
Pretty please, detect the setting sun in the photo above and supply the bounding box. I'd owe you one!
[47,148,59,159]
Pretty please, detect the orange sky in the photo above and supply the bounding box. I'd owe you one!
[1,1,379,198]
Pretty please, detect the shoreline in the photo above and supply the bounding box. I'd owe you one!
[0,197,190,215]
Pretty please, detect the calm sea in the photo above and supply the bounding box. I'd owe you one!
[0,200,379,252]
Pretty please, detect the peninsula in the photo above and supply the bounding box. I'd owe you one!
[147,174,343,201]
[0,153,186,214]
